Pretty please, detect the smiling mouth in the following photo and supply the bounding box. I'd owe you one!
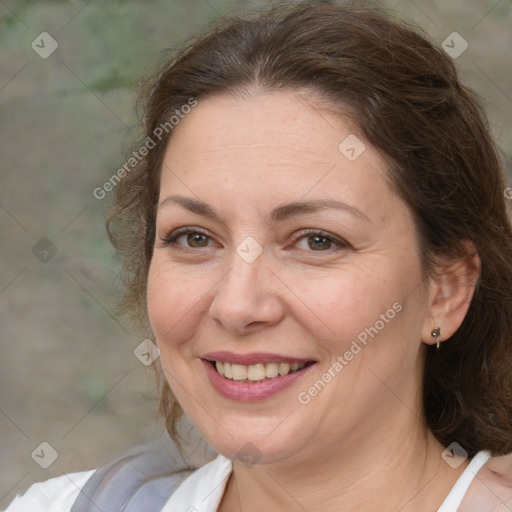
[209,360,315,383]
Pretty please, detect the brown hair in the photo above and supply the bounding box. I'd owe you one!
[106,1,512,457]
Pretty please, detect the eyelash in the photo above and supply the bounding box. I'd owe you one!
[161,227,351,252]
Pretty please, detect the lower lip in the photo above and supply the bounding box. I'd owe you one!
[202,360,316,402]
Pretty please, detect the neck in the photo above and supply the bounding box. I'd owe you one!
[219,407,469,512]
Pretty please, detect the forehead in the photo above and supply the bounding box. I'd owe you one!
[158,90,398,221]
[164,90,353,162]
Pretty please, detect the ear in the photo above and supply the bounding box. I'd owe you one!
[421,241,481,346]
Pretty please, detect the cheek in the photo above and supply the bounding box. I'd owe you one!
[146,259,206,353]
[295,265,397,337]
[301,260,420,361]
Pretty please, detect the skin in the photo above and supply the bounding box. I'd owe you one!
[147,89,481,511]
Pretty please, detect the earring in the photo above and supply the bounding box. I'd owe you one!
[431,326,441,349]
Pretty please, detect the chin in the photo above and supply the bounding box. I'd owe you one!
[186,411,308,466]
[215,438,302,466]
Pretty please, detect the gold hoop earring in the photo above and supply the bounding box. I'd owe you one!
[431,326,441,349]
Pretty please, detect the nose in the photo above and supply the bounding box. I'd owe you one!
[208,247,285,335]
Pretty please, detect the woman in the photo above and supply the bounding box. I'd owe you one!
[6,2,512,511]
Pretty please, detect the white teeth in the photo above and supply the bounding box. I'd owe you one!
[231,364,247,381]
[213,361,306,381]
[265,362,279,378]
[248,364,266,381]
[278,362,290,376]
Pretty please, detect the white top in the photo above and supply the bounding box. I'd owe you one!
[2,450,494,512]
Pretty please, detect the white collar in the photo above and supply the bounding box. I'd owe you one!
[161,454,232,512]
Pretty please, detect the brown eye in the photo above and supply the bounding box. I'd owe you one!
[306,235,333,251]
[184,233,210,247]
[294,230,350,252]
[163,228,213,248]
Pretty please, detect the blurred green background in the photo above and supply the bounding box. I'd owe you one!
[0,0,511,508]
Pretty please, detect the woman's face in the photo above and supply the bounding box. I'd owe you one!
[147,90,432,465]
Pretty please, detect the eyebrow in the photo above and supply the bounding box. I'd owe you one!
[158,195,370,223]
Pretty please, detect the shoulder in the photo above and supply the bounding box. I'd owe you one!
[3,430,218,512]
[4,470,95,512]
[460,452,512,512]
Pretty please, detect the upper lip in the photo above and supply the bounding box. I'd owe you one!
[202,351,316,365]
